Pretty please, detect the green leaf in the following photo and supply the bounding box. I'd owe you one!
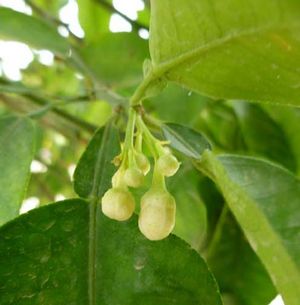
[198,152,300,305]
[0,7,70,55]
[145,84,209,126]
[200,177,275,305]
[149,0,300,105]
[263,105,300,175]
[0,115,35,225]
[80,33,148,91]
[73,122,120,198]
[233,102,296,171]
[169,165,207,250]
[194,101,245,152]
[162,123,211,159]
[77,0,111,42]
[0,199,223,305]
[207,208,276,305]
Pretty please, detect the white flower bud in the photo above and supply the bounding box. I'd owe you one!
[124,167,144,188]
[135,153,150,175]
[101,187,135,221]
[156,154,180,177]
[138,189,176,240]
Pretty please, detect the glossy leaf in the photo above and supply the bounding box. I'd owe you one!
[0,199,223,305]
[73,122,120,198]
[162,123,211,159]
[207,208,276,305]
[0,116,35,225]
[199,152,300,305]
[0,7,70,55]
[150,0,300,105]
[200,177,275,305]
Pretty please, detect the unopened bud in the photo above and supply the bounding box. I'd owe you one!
[101,187,135,221]
[138,189,176,240]
[124,167,144,188]
[135,153,150,175]
[156,154,180,177]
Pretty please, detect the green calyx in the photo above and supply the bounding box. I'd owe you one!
[100,107,180,240]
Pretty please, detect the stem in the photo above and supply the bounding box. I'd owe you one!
[129,73,154,106]
[151,164,166,190]
[136,115,166,157]
[0,94,92,140]
[94,0,149,31]
[25,0,82,43]
[205,205,229,259]
[69,50,127,106]
[23,93,97,133]
[135,132,143,152]
[123,107,137,152]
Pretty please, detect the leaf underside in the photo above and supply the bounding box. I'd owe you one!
[150,0,300,105]
[199,152,300,305]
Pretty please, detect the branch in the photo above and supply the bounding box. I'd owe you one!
[25,93,97,133]
[24,0,82,44]
[0,93,97,135]
[0,94,78,140]
[19,3,129,107]
[67,50,128,106]
[94,0,149,31]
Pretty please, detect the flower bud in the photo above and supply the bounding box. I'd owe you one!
[111,170,124,188]
[135,153,150,175]
[156,154,180,177]
[101,187,135,221]
[124,167,144,188]
[138,189,176,240]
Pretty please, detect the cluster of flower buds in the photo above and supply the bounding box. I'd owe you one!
[101,112,180,240]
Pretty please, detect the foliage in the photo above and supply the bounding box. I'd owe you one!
[0,1,300,304]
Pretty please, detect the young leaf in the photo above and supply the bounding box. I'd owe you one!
[149,0,300,106]
[0,116,35,225]
[162,123,211,159]
[198,152,300,305]
[0,199,223,305]
[73,121,120,199]
[0,7,70,56]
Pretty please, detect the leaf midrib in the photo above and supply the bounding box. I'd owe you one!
[201,151,300,305]
[164,125,199,158]
[88,123,113,305]
[151,22,300,78]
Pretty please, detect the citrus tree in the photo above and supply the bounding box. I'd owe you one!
[0,1,300,305]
